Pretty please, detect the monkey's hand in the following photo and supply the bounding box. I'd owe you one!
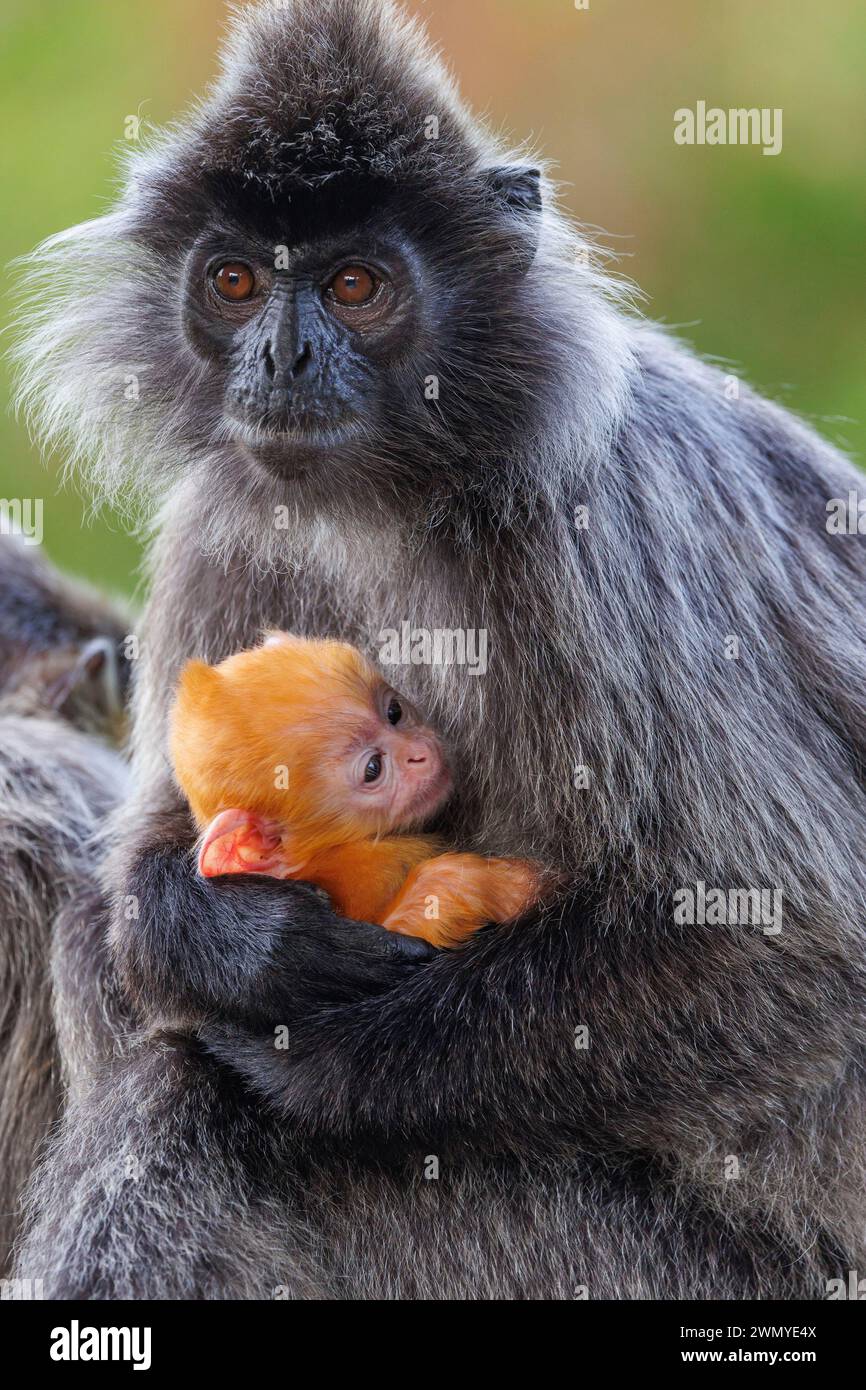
[382,853,545,947]
[110,793,434,1027]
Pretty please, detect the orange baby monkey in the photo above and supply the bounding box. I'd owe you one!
[169,633,545,948]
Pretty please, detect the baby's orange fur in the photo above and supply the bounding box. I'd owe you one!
[169,634,544,947]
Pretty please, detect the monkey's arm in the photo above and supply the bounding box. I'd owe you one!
[201,896,861,1159]
[302,836,441,924]
[109,792,433,1027]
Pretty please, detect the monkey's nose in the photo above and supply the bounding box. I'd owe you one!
[404,741,429,766]
[290,343,312,379]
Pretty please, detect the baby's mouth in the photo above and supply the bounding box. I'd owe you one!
[409,761,453,822]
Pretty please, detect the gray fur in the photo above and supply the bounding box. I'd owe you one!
[8,0,866,1298]
[0,540,130,1274]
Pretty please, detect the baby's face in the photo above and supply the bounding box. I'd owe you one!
[315,678,452,834]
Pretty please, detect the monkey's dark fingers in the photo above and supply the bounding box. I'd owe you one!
[339,919,438,963]
[285,879,438,961]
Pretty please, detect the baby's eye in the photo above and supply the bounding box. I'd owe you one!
[364,753,383,783]
[386,698,402,725]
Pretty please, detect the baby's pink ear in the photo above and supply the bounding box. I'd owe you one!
[198,808,293,879]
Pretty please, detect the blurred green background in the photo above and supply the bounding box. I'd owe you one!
[1,0,864,595]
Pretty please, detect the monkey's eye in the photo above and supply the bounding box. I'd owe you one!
[326,265,379,306]
[212,262,256,302]
[363,753,383,783]
[386,697,402,725]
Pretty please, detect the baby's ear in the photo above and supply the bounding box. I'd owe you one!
[197,808,307,880]
[261,630,293,649]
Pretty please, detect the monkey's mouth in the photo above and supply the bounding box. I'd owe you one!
[405,761,453,826]
[222,413,366,471]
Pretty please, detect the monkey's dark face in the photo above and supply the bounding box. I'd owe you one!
[162,169,545,492]
[16,0,554,523]
[181,196,426,473]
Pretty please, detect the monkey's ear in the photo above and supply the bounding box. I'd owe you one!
[483,165,542,216]
[47,636,124,721]
[198,808,305,880]
[481,165,543,272]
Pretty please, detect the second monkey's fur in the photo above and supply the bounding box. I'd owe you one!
[0,539,129,1274]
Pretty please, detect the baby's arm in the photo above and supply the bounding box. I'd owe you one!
[301,836,439,924]
[196,811,542,947]
[197,808,440,928]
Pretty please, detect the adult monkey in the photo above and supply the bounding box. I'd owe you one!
[12,0,866,1298]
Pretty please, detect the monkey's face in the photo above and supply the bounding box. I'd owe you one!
[180,187,427,475]
[175,634,454,845]
[17,0,563,531]
[285,653,453,839]
[323,679,453,836]
[168,172,545,500]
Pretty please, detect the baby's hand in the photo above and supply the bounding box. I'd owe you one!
[382,853,545,948]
